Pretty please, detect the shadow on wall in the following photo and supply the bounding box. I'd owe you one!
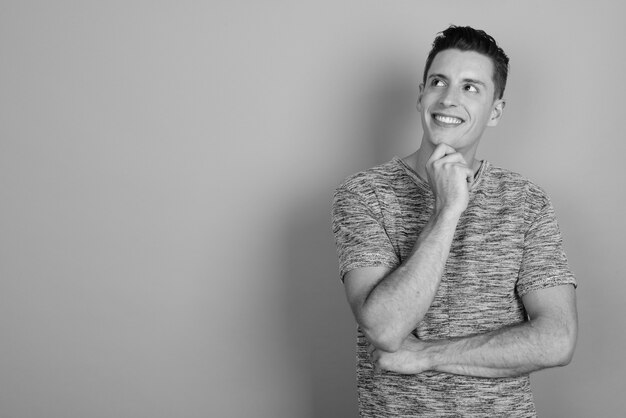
[364,67,419,163]
[281,67,419,417]
[284,194,358,418]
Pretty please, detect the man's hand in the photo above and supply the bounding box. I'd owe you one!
[368,334,433,374]
[426,144,474,215]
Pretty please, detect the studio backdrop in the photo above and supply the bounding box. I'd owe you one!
[1,1,624,417]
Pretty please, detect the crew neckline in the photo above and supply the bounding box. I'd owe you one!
[393,156,489,192]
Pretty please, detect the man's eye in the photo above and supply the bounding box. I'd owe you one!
[465,84,478,93]
[431,79,445,87]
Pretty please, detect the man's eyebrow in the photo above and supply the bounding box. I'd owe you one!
[463,78,487,87]
[427,73,448,81]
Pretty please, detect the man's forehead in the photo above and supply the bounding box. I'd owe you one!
[427,49,495,85]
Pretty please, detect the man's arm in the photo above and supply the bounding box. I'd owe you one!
[344,209,459,353]
[370,284,578,377]
[344,144,474,353]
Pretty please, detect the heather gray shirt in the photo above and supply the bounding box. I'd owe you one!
[332,157,577,417]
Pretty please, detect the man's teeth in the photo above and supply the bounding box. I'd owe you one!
[434,115,463,124]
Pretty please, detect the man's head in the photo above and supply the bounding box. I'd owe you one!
[423,26,509,100]
[416,26,509,155]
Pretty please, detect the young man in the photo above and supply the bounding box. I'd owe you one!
[332,26,577,417]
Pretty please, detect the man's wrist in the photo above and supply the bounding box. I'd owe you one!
[433,206,464,223]
[421,339,447,371]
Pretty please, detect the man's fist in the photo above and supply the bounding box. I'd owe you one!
[425,144,474,215]
[368,333,432,375]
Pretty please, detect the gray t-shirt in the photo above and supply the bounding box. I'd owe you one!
[332,157,577,417]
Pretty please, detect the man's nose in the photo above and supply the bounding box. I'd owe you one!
[440,87,459,107]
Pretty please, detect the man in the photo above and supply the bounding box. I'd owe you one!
[331,26,577,417]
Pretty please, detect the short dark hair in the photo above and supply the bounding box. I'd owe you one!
[423,25,509,100]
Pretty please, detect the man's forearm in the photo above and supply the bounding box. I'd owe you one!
[359,208,461,352]
[426,317,576,377]
[371,316,576,377]
[370,284,578,378]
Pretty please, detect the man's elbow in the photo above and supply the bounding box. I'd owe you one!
[555,333,577,366]
[546,323,577,367]
[361,326,404,353]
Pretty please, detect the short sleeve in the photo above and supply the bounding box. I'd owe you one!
[331,185,399,282]
[516,195,577,296]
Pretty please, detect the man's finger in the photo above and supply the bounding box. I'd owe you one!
[434,152,466,165]
[428,143,457,163]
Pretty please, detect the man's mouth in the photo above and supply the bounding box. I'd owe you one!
[433,114,464,125]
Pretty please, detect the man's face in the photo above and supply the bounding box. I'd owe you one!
[418,49,504,154]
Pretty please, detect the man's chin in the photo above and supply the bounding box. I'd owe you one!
[428,137,459,148]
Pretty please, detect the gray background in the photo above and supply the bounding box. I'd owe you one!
[1,1,624,417]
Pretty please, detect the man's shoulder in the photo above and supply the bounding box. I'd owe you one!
[335,158,405,196]
[484,164,550,212]
[484,163,549,198]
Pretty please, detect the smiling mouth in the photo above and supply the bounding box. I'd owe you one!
[433,114,464,125]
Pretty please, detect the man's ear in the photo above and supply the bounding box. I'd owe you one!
[416,84,425,112]
[487,99,506,127]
